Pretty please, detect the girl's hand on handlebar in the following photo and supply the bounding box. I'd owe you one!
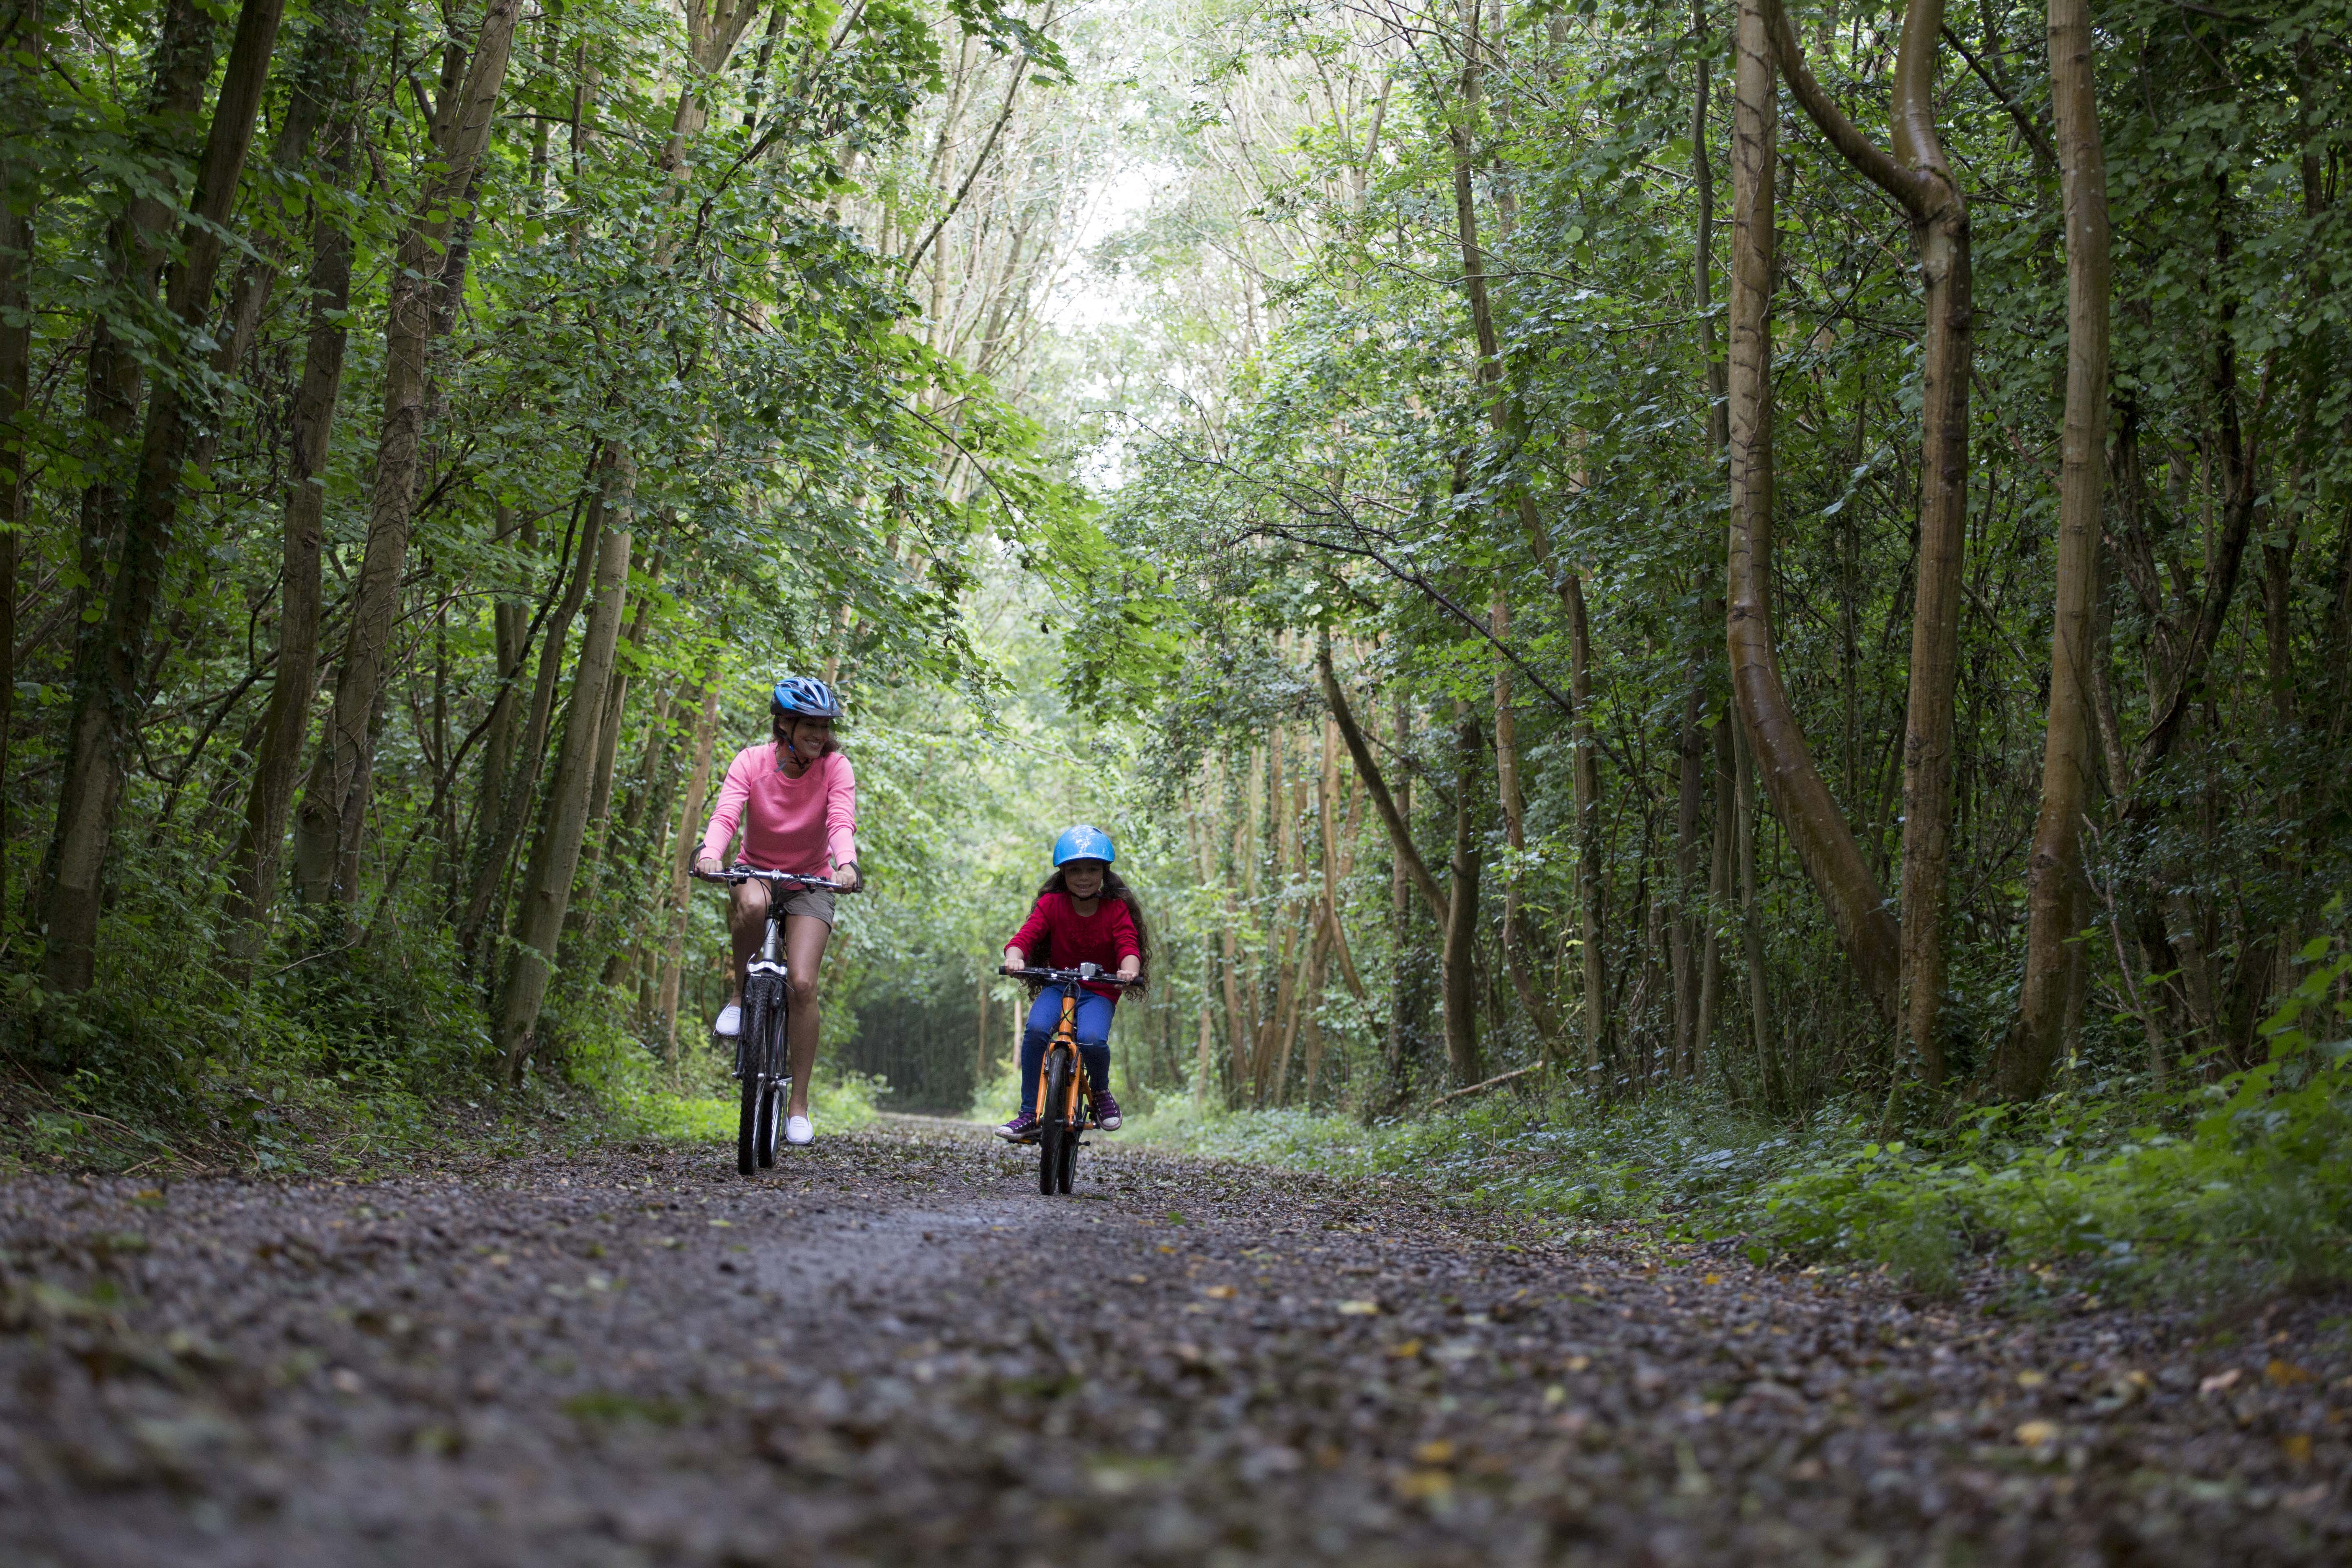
[694,855,724,880]
[833,862,860,894]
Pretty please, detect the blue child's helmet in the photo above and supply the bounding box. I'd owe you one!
[1052,825,1116,866]
[770,675,844,719]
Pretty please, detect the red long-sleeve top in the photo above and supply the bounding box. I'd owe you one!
[1006,891,1140,1000]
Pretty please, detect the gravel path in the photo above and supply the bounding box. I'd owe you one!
[4,1120,2347,1565]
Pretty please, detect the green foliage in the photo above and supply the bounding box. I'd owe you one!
[1755,931,2352,1298]
[1129,1082,1810,1226]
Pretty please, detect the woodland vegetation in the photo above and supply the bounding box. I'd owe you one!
[1,0,2348,1282]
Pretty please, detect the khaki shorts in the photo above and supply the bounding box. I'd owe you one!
[771,885,837,925]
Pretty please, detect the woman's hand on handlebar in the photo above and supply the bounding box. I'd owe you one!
[833,862,860,895]
[693,855,726,882]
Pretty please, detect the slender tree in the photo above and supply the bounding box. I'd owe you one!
[2002,0,2111,1098]
[499,490,634,1079]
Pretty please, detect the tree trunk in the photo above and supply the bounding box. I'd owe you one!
[499,513,633,1080]
[1766,0,1973,1076]
[290,0,525,909]
[1442,702,1484,1085]
[656,675,721,1056]
[1678,0,1729,1081]
[1492,586,1561,1056]
[454,475,605,968]
[1319,715,1369,1002]
[0,0,37,936]
[1732,710,1780,1111]
[1727,0,1901,1027]
[1693,715,1734,1072]
[1318,633,1446,925]
[2002,0,2109,1099]
[38,0,263,991]
[196,0,368,477]
[1670,676,1704,1078]
[461,503,534,885]
[573,561,659,909]
[221,100,365,967]
[1565,568,1608,1085]
[63,0,211,596]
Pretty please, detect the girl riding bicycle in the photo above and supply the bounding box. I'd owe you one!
[695,675,860,1147]
[996,826,1152,1143]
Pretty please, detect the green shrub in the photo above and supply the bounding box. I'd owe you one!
[1751,933,2352,1296]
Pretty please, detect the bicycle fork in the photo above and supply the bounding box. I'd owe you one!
[1033,988,1089,1127]
[737,915,789,1080]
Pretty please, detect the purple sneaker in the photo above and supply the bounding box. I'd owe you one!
[995,1111,1040,1143]
[1091,1091,1121,1132]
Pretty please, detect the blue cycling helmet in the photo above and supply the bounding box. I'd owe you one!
[770,675,843,719]
[1052,824,1116,866]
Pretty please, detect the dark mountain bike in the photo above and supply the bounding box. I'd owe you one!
[1003,963,1135,1195]
[695,867,842,1176]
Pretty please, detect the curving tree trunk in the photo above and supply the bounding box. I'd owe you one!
[2002,0,2110,1098]
[1766,0,1973,1079]
[1727,0,1901,1030]
[1319,634,1446,926]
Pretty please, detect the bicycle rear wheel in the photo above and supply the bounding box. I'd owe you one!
[1038,1052,1072,1196]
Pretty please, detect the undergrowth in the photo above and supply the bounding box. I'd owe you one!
[0,896,881,1178]
[1125,924,2352,1303]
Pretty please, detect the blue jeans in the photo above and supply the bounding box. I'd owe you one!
[1021,987,1114,1115]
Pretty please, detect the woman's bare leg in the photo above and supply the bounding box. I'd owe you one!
[726,879,771,1005]
[782,913,832,1117]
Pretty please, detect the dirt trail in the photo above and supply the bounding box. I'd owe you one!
[3,1122,2346,1566]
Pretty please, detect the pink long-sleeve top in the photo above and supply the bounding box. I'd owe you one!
[699,744,857,877]
[1005,892,1140,1000]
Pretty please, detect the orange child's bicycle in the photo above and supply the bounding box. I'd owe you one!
[1003,962,1135,1195]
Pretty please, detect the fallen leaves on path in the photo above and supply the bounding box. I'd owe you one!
[1,1125,2347,1565]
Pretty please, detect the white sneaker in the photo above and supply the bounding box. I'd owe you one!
[784,1115,813,1146]
[713,1003,741,1038]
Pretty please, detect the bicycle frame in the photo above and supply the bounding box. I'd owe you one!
[695,866,842,1176]
[736,904,790,1080]
[1033,980,1090,1129]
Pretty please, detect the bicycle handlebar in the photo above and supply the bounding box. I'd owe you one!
[1002,963,1138,987]
[692,865,849,892]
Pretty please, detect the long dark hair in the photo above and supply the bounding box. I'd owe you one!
[1036,866,1154,989]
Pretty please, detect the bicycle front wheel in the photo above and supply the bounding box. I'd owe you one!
[755,1080,781,1167]
[1038,1052,1073,1197]
[737,1071,762,1177]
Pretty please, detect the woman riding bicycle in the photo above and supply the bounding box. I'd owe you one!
[695,675,860,1147]
[996,825,1152,1143]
